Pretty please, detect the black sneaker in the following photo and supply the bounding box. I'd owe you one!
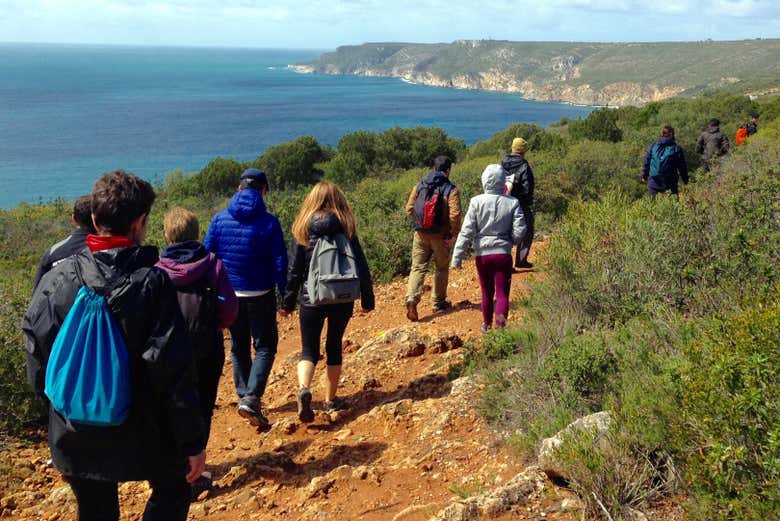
[237,402,270,429]
[432,300,453,312]
[323,396,348,413]
[297,388,314,423]
[515,261,534,269]
[190,472,213,500]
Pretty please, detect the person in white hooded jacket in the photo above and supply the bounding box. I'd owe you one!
[451,164,526,332]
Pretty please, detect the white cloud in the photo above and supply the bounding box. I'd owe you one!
[0,0,776,47]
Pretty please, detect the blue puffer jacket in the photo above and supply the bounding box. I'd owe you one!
[204,189,287,295]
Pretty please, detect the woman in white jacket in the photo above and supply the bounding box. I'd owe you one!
[451,164,526,332]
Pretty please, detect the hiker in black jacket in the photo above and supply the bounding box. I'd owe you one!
[747,114,759,136]
[33,194,96,290]
[696,118,730,172]
[281,181,374,423]
[642,125,689,198]
[23,170,206,521]
[501,137,535,269]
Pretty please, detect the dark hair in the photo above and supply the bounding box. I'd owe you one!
[91,170,155,235]
[433,156,453,173]
[661,125,675,138]
[709,118,720,127]
[72,195,96,231]
[239,177,268,192]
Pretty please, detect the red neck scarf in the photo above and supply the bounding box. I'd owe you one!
[86,234,136,252]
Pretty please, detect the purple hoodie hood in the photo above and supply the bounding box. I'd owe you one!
[156,240,218,287]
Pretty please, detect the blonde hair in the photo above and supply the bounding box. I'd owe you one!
[292,181,356,246]
[163,207,199,244]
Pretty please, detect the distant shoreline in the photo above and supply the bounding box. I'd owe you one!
[287,64,607,108]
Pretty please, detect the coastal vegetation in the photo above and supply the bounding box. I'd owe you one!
[2,91,779,519]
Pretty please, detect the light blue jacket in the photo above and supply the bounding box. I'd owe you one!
[451,164,526,268]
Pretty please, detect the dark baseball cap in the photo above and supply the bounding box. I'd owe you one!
[239,168,269,191]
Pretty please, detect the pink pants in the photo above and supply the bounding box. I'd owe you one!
[475,254,513,328]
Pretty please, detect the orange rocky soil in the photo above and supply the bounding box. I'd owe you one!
[1,252,587,521]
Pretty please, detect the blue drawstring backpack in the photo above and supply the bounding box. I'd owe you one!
[44,259,134,426]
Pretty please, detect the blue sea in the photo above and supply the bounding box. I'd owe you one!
[0,44,593,209]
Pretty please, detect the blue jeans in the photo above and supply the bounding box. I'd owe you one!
[229,293,278,406]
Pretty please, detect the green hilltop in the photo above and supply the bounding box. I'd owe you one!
[292,39,780,106]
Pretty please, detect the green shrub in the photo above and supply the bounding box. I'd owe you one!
[679,300,780,520]
[323,151,370,188]
[467,123,547,159]
[542,332,617,410]
[569,108,623,143]
[190,157,244,196]
[0,268,44,434]
[252,135,326,190]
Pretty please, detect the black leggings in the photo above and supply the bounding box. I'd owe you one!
[299,303,353,366]
[65,474,191,521]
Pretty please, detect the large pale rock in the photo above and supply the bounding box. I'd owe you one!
[429,467,545,520]
[45,486,75,506]
[538,411,612,479]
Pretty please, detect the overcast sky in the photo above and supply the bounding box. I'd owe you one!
[0,0,777,48]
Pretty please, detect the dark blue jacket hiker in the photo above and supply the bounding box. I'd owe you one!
[203,168,287,429]
[642,128,689,198]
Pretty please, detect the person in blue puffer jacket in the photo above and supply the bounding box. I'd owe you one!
[204,169,287,429]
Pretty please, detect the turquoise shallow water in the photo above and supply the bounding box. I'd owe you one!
[0,44,593,208]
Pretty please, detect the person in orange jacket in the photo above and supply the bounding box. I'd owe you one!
[735,124,749,146]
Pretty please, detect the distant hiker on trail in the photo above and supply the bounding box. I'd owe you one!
[735,124,749,146]
[501,137,535,270]
[156,207,238,496]
[696,118,730,172]
[405,155,462,322]
[24,170,206,521]
[642,125,689,198]
[33,194,96,290]
[451,164,526,333]
[281,181,374,422]
[204,168,287,430]
[747,114,759,136]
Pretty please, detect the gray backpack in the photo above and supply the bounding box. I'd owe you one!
[306,234,361,305]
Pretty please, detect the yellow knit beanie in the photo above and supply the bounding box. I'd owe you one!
[511,137,528,154]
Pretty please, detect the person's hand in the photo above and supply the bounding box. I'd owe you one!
[186,451,206,484]
[278,309,293,318]
[444,237,455,248]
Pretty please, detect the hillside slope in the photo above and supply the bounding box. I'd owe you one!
[290,39,780,106]
[1,254,589,521]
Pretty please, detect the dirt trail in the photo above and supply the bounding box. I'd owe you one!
[1,250,582,521]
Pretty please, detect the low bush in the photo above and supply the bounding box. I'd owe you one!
[679,301,780,520]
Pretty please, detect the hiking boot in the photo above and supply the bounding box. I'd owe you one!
[190,472,213,501]
[515,261,534,270]
[432,300,453,312]
[323,396,348,413]
[297,388,314,423]
[237,401,270,429]
[405,300,419,322]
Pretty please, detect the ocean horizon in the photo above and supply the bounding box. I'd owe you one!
[0,43,593,209]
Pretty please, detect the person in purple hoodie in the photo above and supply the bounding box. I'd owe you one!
[156,207,238,494]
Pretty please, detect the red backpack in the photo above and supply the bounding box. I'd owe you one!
[412,178,453,233]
